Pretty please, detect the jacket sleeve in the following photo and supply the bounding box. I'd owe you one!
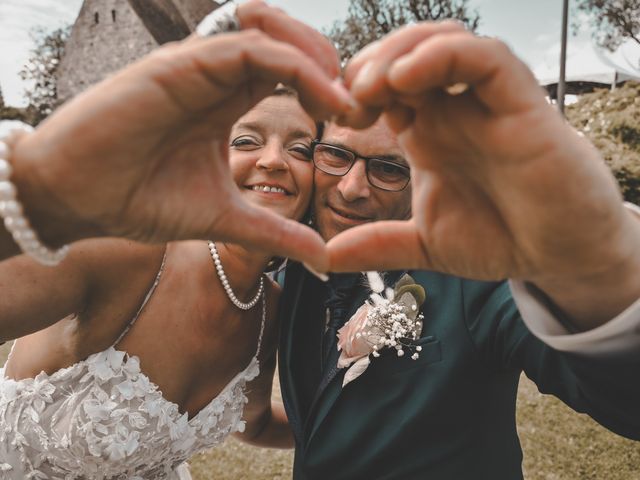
[461,279,640,441]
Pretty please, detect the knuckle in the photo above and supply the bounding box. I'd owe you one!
[485,37,512,56]
[241,28,267,43]
[438,19,467,31]
[148,42,181,62]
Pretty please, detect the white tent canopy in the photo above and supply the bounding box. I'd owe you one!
[535,40,640,88]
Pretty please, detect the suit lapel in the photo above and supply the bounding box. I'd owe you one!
[304,286,371,442]
[304,271,408,444]
[277,262,308,445]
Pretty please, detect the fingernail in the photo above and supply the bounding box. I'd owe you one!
[444,82,470,96]
[303,262,329,282]
[351,61,378,93]
[331,79,358,111]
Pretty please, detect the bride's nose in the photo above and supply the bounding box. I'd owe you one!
[255,140,289,171]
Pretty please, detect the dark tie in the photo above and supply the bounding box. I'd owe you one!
[322,273,359,366]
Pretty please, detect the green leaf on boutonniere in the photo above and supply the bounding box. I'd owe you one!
[393,274,415,291]
[395,284,426,307]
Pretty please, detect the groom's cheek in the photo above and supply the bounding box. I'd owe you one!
[313,200,339,242]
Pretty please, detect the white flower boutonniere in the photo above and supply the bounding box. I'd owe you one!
[337,272,426,387]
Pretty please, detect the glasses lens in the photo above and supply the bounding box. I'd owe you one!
[313,144,354,175]
[367,159,410,191]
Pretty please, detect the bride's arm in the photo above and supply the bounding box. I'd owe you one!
[234,349,294,449]
[234,284,294,449]
[0,238,158,342]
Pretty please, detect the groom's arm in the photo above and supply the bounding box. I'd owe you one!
[463,279,640,440]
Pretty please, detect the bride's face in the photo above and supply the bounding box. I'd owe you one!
[229,94,316,221]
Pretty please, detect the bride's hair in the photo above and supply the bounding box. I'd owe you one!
[271,85,325,140]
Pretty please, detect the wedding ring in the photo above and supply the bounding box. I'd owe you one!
[196,1,241,37]
[444,82,470,96]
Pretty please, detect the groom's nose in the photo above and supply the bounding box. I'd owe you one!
[337,159,370,202]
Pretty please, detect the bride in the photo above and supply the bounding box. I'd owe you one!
[0,86,317,479]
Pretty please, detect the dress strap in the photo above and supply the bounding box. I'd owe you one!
[254,278,267,360]
[112,252,167,348]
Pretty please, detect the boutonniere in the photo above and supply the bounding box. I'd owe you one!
[337,272,426,387]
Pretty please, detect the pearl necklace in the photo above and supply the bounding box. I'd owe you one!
[208,241,264,310]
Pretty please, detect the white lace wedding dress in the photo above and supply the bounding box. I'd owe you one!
[0,257,265,479]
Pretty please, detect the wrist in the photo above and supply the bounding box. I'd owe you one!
[530,203,640,330]
[9,129,103,247]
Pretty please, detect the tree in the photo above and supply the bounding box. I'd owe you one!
[0,84,5,110]
[19,26,71,125]
[576,0,640,52]
[326,0,480,63]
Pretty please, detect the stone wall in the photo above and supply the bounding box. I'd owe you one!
[57,0,218,102]
[175,0,218,31]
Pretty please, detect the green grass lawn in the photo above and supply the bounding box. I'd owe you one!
[1,343,638,479]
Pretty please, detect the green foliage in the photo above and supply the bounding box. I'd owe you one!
[566,81,640,204]
[19,26,71,125]
[575,0,640,52]
[610,122,640,151]
[326,0,480,63]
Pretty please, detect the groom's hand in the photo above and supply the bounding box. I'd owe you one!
[9,0,349,271]
[327,23,640,328]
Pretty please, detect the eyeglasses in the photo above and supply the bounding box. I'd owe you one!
[311,141,411,192]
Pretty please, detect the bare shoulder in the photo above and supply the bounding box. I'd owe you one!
[69,238,165,288]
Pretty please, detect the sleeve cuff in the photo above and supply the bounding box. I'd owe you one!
[509,202,640,357]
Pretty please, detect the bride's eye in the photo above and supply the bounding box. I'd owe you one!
[288,143,312,161]
[231,136,260,150]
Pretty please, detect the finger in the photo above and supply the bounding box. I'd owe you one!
[334,104,383,130]
[344,21,467,106]
[387,34,547,115]
[151,30,354,122]
[237,0,341,79]
[382,105,416,135]
[214,201,329,272]
[326,220,431,272]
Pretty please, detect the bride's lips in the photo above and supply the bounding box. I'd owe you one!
[328,204,373,225]
[245,182,292,196]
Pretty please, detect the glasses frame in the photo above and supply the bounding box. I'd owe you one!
[311,141,411,192]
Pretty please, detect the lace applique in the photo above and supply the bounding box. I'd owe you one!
[0,347,260,479]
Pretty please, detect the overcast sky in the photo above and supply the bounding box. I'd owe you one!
[1,0,638,106]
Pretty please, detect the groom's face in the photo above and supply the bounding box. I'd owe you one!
[313,119,412,241]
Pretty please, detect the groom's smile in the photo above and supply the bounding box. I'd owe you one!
[313,120,413,241]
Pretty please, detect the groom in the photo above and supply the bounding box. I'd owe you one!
[278,23,640,480]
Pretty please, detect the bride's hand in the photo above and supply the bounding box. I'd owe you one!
[10,0,349,270]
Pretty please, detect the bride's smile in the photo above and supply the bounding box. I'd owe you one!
[229,92,316,222]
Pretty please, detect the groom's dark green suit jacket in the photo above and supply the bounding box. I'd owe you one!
[278,262,640,480]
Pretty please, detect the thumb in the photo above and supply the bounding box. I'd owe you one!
[327,220,430,272]
[212,201,329,272]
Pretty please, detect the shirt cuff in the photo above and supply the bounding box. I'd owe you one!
[509,202,640,357]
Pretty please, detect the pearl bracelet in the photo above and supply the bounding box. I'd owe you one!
[0,124,69,266]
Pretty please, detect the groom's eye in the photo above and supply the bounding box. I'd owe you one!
[325,147,351,163]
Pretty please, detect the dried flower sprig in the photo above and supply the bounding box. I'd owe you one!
[337,272,426,386]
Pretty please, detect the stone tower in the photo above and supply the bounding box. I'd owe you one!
[57,0,219,102]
